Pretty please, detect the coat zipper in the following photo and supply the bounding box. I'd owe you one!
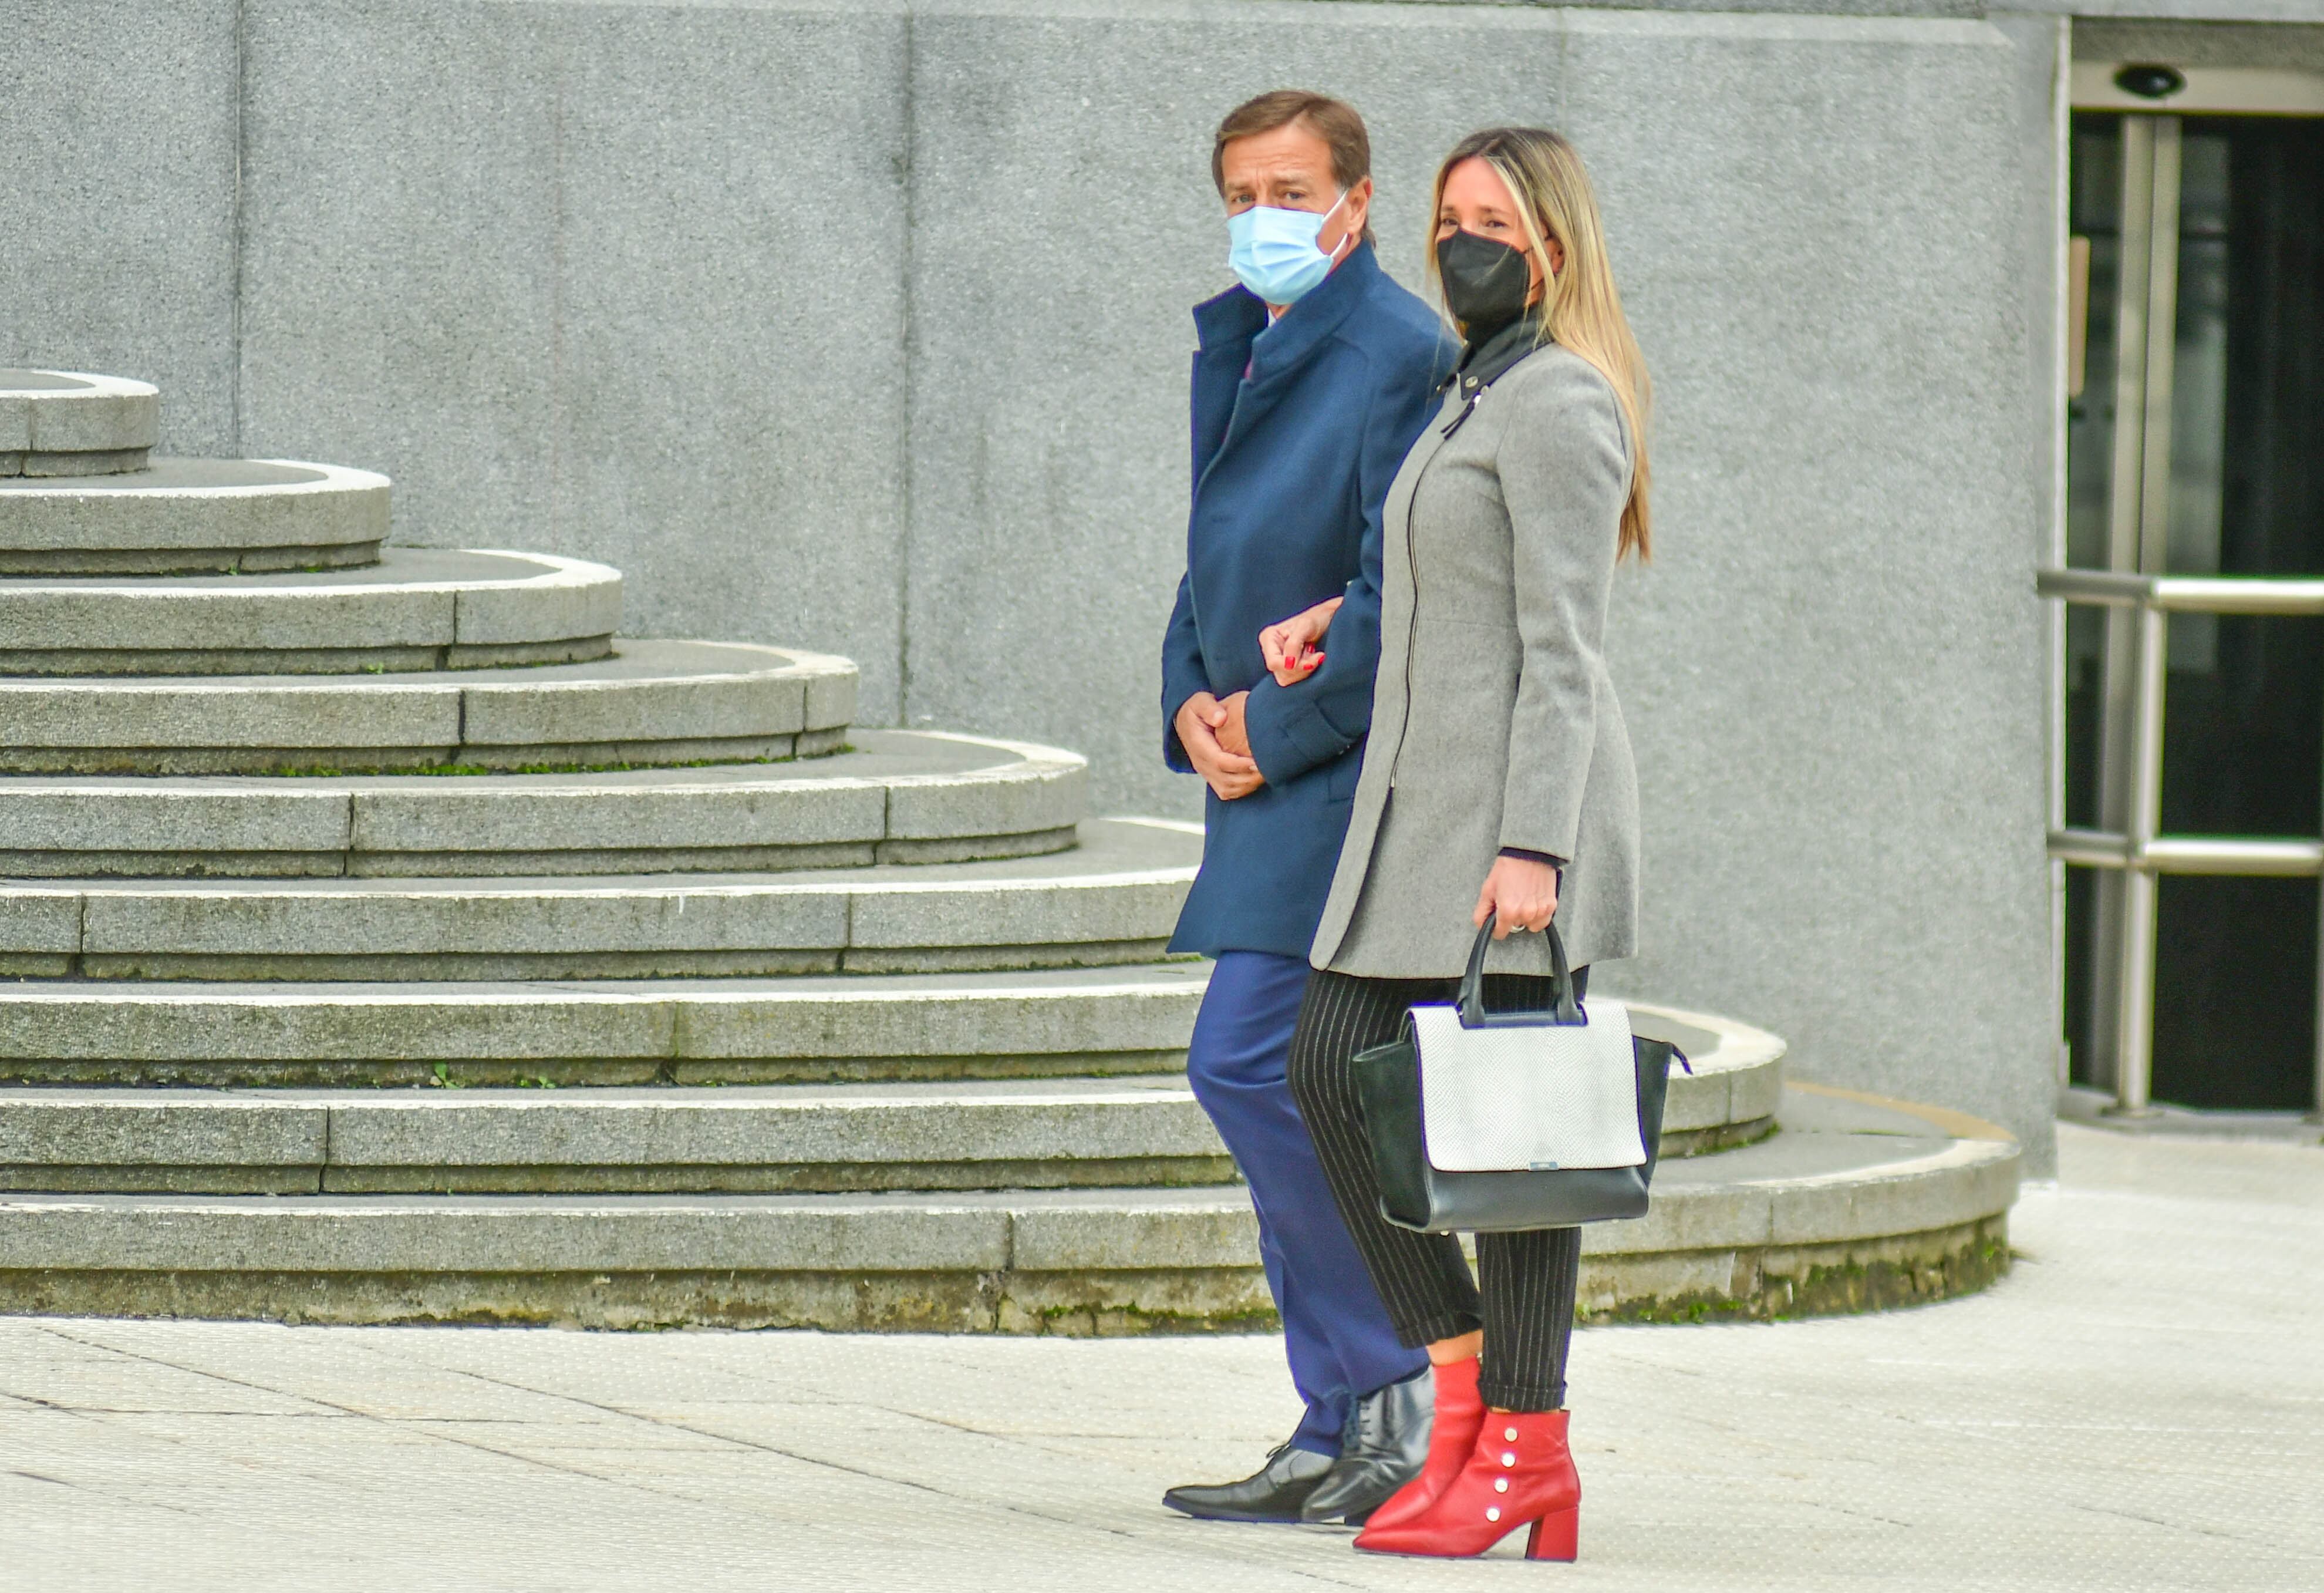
[1387,481,1420,791]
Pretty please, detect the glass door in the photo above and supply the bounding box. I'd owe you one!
[2064,108,2324,1110]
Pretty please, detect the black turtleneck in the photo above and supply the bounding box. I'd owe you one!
[1456,311,1544,384]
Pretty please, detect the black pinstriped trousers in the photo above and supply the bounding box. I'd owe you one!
[1286,965,1587,1414]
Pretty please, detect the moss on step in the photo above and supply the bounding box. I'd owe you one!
[1576,1216,2012,1324]
[0,1222,2011,1334]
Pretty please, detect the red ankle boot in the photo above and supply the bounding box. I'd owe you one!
[1354,1408,1578,1561]
[1353,1356,1483,1534]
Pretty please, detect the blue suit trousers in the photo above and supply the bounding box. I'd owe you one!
[1186,951,1429,1454]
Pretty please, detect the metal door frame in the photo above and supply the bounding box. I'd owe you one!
[2053,63,2324,1120]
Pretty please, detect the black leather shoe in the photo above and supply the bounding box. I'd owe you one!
[1300,1366,1433,1524]
[1162,1442,1336,1522]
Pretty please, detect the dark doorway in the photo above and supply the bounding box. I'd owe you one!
[2065,112,2324,1110]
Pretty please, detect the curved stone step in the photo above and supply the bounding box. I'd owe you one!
[0,548,621,675]
[0,1085,2018,1329]
[0,730,1082,878]
[0,818,1198,981]
[1627,1002,1785,1156]
[0,963,1210,1087]
[0,371,158,477]
[0,1076,1235,1194]
[0,457,391,575]
[0,638,856,774]
[1578,1083,2020,1319]
[0,961,1783,1150]
[0,1013,1777,1191]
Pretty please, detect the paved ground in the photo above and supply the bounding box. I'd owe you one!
[2,1122,2319,1592]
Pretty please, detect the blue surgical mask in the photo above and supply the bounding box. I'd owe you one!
[1226,190,1351,307]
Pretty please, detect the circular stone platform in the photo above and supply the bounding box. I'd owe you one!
[0,816,1196,981]
[0,370,159,477]
[1576,1083,2019,1321]
[0,638,857,774]
[0,457,389,574]
[0,981,2013,1330]
[0,963,1216,1089]
[1630,1002,1786,1157]
[0,547,621,675]
[0,729,1085,878]
[0,1080,2016,1330]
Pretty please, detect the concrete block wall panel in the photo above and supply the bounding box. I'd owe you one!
[235,0,913,719]
[1550,11,2052,1164]
[1994,8,2070,1157]
[0,1,240,455]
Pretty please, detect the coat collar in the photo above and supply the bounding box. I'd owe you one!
[1192,279,1267,353]
[1191,239,1381,372]
[1189,243,1382,489]
[1452,312,1546,393]
[1251,240,1380,379]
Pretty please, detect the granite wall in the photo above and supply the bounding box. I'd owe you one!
[2,0,2092,1161]
[0,0,241,454]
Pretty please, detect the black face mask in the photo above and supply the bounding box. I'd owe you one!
[1436,228,1533,335]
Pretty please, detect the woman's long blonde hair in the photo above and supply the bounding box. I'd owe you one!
[1426,127,1652,561]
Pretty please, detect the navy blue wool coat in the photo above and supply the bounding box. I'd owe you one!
[1161,242,1455,959]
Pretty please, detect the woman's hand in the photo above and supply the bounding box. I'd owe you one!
[1175,692,1265,801]
[1260,597,1343,686]
[1474,855,1558,938]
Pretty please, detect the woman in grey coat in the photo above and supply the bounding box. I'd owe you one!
[1261,126,1652,1562]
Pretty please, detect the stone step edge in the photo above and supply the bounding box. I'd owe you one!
[0,548,625,673]
[0,372,158,475]
[0,1131,2016,1270]
[0,979,1773,1140]
[0,1080,1232,1194]
[0,731,1087,877]
[0,640,860,774]
[1618,999,1784,1142]
[0,1040,1772,1190]
[0,965,1210,1087]
[0,1107,2018,1329]
[0,459,390,553]
[0,820,1195,984]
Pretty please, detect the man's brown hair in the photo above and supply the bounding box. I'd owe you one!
[1212,90,1375,243]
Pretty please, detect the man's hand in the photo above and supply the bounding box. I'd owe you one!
[1175,692,1264,801]
[1474,855,1559,938]
[1260,597,1343,686]
[1213,691,1252,758]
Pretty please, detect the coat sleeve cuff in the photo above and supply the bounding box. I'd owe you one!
[1244,679,1351,785]
[1497,816,1580,862]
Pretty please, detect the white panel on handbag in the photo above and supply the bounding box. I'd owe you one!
[1410,998,1648,1173]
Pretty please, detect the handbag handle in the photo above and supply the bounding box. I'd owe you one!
[1457,911,1584,1029]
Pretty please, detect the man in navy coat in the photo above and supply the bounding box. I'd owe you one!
[1159,90,1455,1526]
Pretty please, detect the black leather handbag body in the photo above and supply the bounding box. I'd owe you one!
[1351,917,1688,1234]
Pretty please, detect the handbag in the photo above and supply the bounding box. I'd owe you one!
[1351,913,1689,1234]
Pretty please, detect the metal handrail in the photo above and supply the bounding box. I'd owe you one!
[2049,828,2324,875]
[2038,567,2324,616]
[2039,568,2324,1120]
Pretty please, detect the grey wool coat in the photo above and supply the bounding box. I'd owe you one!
[1308,339,1641,979]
